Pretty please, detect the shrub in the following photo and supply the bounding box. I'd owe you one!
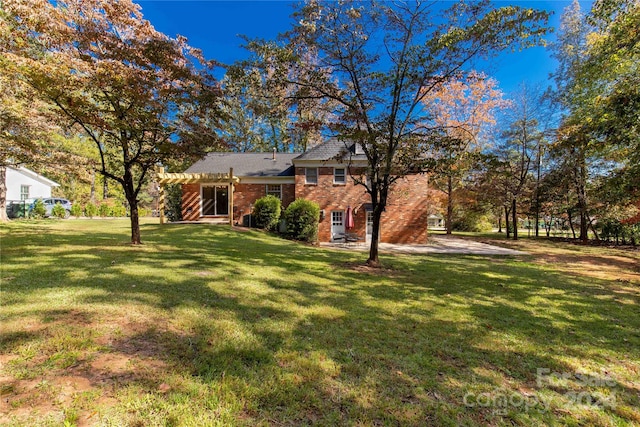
[110,204,127,217]
[84,203,98,218]
[70,203,83,217]
[452,211,493,232]
[51,203,67,219]
[252,195,281,231]
[31,199,46,218]
[283,199,320,242]
[165,184,182,222]
[98,202,111,217]
[600,219,640,246]
[138,207,151,217]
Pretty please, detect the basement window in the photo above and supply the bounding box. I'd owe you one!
[266,184,282,200]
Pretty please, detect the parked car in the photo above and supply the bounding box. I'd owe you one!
[39,198,73,218]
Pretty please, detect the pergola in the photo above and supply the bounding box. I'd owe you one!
[156,167,239,225]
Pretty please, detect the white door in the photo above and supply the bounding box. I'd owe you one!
[331,211,344,241]
[365,211,374,243]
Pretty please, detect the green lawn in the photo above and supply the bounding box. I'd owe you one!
[1,219,639,426]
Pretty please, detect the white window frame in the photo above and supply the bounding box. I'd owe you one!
[305,167,318,185]
[333,167,346,184]
[20,185,30,201]
[266,184,282,200]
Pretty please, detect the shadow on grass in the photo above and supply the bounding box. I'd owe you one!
[1,221,639,425]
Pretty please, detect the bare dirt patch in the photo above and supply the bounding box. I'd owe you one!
[0,310,176,426]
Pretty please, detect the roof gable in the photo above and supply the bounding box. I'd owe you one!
[8,166,60,187]
[293,139,367,162]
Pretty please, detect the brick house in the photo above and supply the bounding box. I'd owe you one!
[176,140,430,244]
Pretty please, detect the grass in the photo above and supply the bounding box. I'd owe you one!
[1,219,639,426]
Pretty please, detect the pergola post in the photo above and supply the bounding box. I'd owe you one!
[158,167,165,225]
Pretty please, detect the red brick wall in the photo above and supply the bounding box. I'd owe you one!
[181,182,295,224]
[231,183,295,224]
[383,175,430,244]
[182,183,200,221]
[295,166,429,243]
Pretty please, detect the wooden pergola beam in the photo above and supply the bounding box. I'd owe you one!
[156,167,238,225]
[157,172,239,184]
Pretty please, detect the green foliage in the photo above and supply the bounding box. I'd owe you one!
[283,199,320,242]
[599,220,639,246]
[31,199,46,218]
[252,195,281,231]
[70,203,83,217]
[98,202,111,217]
[110,204,127,217]
[84,203,97,218]
[165,184,182,222]
[453,211,494,232]
[51,203,67,219]
[138,207,151,218]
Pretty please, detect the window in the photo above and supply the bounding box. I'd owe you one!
[305,167,318,185]
[333,168,346,184]
[266,184,282,200]
[20,185,30,201]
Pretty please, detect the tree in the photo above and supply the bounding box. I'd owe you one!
[547,0,640,242]
[421,71,509,234]
[579,0,639,198]
[267,0,549,265]
[2,0,224,243]
[548,0,595,242]
[223,42,336,153]
[494,85,546,240]
[0,43,61,221]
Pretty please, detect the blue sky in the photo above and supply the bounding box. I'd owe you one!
[137,0,592,96]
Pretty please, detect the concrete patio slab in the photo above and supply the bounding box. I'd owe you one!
[322,235,526,255]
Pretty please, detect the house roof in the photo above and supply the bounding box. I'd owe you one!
[293,139,367,162]
[184,140,369,176]
[185,152,298,177]
[8,166,60,187]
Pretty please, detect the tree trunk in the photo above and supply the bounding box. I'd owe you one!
[512,197,518,241]
[367,179,388,268]
[103,177,109,200]
[534,202,539,237]
[574,150,589,242]
[367,207,382,267]
[567,208,576,239]
[129,198,141,245]
[505,205,511,239]
[122,167,142,245]
[588,218,599,241]
[498,214,502,233]
[90,169,96,204]
[446,174,453,235]
[0,166,8,222]
[534,145,542,237]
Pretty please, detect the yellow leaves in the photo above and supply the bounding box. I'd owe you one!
[585,31,603,48]
[420,71,509,144]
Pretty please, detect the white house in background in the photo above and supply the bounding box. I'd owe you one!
[5,166,59,202]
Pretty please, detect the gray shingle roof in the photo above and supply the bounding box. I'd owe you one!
[183,140,368,176]
[185,152,297,177]
[293,139,367,162]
